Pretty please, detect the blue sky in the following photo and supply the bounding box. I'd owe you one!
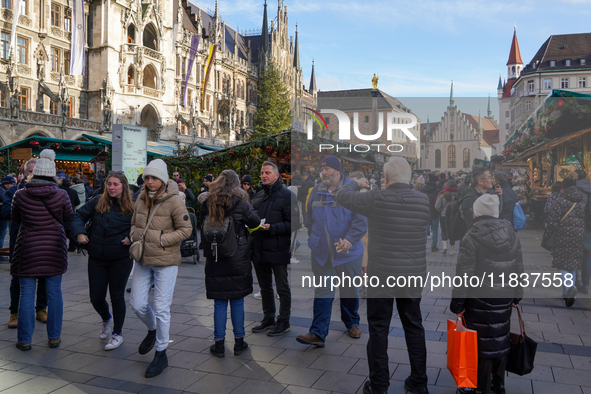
[195,0,591,120]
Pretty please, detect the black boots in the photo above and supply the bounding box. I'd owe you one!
[139,330,157,355]
[145,350,168,378]
[252,317,275,333]
[210,339,225,358]
[234,337,248,356]
[267,320,290,336]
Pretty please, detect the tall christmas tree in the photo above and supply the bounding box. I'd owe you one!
[251,62,292,140]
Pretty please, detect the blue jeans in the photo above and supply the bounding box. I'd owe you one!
[18,275,63,344]
[310,254,362,341]
[560,270,577,297]
[213,298,245,342]
[0,219,8,249]
[130,262,178,352]
[428,217,439,247]
[581,250,591,287]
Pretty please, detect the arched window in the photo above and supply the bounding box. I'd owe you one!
[143,64,157,89]
[127,24,135,44]
[463,148,470,169]
[448,145,456,168]
[511,66,515,76]
[127,65,134,85]
[435,149,441,168]
[143,23,158,50]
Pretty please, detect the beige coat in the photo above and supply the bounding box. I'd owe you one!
[131,180,192,267]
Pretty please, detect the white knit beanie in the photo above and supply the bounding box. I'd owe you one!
[142,159,169,184]
[473,194,499,218]
[32,149,56,177]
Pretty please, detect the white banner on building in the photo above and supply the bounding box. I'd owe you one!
[70,0,85,75]
[9,0,21,59]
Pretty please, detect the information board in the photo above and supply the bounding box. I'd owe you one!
[111,124,147,184]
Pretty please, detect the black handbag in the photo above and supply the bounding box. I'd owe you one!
[541,202,577,251]
[506,305,537,376]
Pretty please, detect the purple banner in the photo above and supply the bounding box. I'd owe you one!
[183,35,200,107]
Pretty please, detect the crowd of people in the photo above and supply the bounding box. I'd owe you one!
[7,149,584,394]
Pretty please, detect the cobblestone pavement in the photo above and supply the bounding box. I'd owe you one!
[1,220,591,393]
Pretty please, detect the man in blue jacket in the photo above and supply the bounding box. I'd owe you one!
[296,156,367,347]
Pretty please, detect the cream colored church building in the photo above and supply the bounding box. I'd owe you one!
[420,82,499,173]
[0,0,314,146]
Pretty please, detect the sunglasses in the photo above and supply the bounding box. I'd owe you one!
[242,183,251,186]
[109,171,124,174]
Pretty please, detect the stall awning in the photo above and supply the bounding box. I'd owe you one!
[512,126,591,161]
[82,134,177,158]
[341,156,375,165]
[0,136,101,151]
[43,152,99,161]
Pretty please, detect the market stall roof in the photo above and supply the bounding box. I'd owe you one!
[341,156,375,165]
[0,136,101,151]
[509,125,591,162]
[82,134,176,157]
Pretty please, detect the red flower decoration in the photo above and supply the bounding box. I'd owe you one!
[229,152,235,155]
[558,100,565,107]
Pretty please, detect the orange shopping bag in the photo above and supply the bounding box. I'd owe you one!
[447,314,478,388]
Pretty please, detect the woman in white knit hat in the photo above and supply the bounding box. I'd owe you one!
[450,194,524,394]
[129,159,192,378]
[11,149,73,351]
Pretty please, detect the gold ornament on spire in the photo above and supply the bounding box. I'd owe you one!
[372,73,379,90]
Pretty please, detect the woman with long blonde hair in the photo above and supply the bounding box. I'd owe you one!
[72,172,135,351]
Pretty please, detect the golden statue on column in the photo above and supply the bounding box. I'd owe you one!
[372,74,379,90]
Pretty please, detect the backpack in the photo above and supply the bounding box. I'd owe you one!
[513,203,527,231]
[201,205,238,262]
[446,197,467,241]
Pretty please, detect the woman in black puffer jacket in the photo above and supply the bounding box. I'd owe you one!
[198,170,260,358]
[542,171,585,306]
[450,194,524,394]
[71,173,134,351]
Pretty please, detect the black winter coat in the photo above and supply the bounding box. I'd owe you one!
[298,176,316,205]
[420,181,440,220]
[71,196,133,261]
[199,192,260,299]
[250,178,298,265]
[336,182,430,298]
[499,181,519,225]
[450,216,524,359]
[542,186,585,271]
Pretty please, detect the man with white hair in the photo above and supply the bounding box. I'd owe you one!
[336,156,431,394]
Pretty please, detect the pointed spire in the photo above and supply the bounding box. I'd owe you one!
[293,24,300,69]
[426,116,431,135]
[449,80,455,107]
[260,1,269,64]
[497,74,503,90]
[506,27,523,65]
[477,111,482,132]
[487,95,492,119]
[309,59,316,92]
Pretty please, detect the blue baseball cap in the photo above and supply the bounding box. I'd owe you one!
[1,176,15,185]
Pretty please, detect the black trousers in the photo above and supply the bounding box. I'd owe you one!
[88,256,133,334]
[366,298,428,392]
[10,275,46,314]
[253,263,291,322]
[478,355,507,393]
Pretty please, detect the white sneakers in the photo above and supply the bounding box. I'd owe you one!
[104,333,123,350]
[99,318,112,340]
[253,291,280,299]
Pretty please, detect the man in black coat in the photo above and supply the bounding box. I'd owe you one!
[493,171,518,226]
[459,166,502,229]
[336,156,430,394]
[250,161,299,337]
[450,194,523,394]
[0,175,16,261]
[298,171,315,209]
[421,174,441,252]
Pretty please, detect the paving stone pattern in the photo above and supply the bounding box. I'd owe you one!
[0,222,590,393]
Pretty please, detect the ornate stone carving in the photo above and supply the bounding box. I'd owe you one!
[18,15,31,27]
[101,77,113,132]
[2,8,13,21]
[144,47,161,60]
[144,87,159,98]
[36,53,45,80]
[17,65,30,75]
[51,27,62,38]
